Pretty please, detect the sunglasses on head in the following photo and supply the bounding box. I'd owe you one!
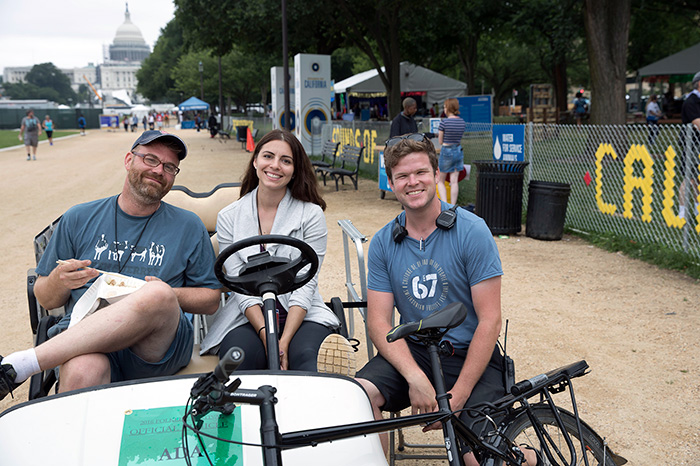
[385,133,430,147]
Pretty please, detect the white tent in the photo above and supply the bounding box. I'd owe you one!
[334,62,467,106]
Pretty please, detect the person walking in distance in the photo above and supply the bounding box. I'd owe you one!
[20,109,42,160]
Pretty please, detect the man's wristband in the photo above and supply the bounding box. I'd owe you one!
[257,326,266,336]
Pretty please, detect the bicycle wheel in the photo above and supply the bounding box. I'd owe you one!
[500,405,617,466]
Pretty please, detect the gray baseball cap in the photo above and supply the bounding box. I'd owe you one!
[131,130,188,160]
[693,71,700,87]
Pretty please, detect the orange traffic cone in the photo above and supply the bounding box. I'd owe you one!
[246,127,255,152]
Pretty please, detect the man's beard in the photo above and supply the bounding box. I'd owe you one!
[127,169,169,205]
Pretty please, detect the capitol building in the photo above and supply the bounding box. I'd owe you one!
[3,4,151,106]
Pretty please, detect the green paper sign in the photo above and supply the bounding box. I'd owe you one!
[119,406,243,465]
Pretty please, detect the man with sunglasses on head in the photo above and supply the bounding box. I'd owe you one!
[356,134,513,465]
[1,131,221,400]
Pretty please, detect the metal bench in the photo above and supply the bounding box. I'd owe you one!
[316,144,363,191]
[312,141,340,171]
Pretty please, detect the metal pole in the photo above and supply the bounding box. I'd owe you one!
[282,0,290,131]
[198,61,204,101]
[218,56,224,121]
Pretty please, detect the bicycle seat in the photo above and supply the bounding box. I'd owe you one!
[386,302,467,343]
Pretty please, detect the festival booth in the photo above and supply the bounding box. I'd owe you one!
[636,42,700,116]
[178,96,210,129]
[333,62,467,120]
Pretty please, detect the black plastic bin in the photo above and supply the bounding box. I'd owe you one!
[474,160,529,235]
[526,180,571,240]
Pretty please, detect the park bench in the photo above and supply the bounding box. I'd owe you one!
[218,123,232,140]
[317,144,363,191]
[312,140,340,172]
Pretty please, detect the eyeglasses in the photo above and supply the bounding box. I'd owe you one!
[131,151,180,175]
[385,133,430,148]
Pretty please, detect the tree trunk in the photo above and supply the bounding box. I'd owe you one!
[457,35,479,95]
[552,61,568,113]
[387,26,402,119]
[583,0,631,125]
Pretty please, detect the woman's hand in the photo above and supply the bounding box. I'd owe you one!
[279,339,290,370]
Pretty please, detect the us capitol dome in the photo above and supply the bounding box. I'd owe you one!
[109,3,151,62]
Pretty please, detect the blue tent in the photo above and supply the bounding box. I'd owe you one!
[178,96,210,111]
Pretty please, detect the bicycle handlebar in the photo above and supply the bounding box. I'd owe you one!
[214,347,245,383]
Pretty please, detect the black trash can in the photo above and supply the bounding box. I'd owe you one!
[474,160,529,235]
[526,180,571,240]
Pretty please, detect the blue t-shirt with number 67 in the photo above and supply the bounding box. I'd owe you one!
[367,201,503,349]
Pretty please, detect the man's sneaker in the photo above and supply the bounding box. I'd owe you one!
[317,334,357,377]
[0,356,20,400]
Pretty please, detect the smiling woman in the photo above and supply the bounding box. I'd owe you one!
[199,129,343,373]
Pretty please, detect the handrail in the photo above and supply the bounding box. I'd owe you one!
[337,219,372,357]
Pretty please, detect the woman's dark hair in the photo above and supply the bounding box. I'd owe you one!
[239,129,326,210]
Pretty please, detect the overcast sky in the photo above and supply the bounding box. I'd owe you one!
[0,0,175,74]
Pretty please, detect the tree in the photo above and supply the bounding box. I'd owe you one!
[136,19,186,103]
[628,0,700,73]
[511,0,586,112]
[4,63,77,104]
[583,0,632,125]
[175,0,243,114]
[331,0,407,118]
[476,35,544,113]
[422,0,504,97]
[171,49,276,113]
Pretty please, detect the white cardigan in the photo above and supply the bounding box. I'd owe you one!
[200,188,340,354]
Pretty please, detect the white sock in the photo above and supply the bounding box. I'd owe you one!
[2,348,41,383]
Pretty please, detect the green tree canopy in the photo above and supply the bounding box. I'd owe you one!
[137,19,186,103]
[4,63,77,105]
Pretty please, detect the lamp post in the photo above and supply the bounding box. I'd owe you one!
[198,61,204,101]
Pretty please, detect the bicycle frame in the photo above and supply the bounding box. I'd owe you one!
[186,340,523,466]
[186,357,606,466]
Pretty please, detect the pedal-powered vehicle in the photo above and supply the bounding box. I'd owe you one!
[0,235,625,466]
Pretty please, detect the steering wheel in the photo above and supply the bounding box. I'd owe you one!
[214,235,319,297]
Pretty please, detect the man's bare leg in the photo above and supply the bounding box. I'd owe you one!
[34,281,181,390]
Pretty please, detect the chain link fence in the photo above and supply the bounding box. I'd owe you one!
[258,118,700,259]
[463,122,700,259]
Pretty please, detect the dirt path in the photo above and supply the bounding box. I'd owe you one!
[1,128,698,465]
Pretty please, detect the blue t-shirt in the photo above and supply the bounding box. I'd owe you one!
[368,202,502,349]
[36,196,221,336]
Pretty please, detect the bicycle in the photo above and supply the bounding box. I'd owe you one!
[182,235,627,466]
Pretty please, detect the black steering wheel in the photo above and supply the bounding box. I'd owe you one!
[214,235,319,297]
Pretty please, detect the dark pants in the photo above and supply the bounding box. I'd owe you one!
[647,118,659,146]
[356,339,506,430]
[218,321,332,371]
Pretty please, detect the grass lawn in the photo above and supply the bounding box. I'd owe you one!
[0,130,79,149]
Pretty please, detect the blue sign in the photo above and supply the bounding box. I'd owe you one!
[378,150,392,193]
[492,125,525,161]
[457,95,492,132]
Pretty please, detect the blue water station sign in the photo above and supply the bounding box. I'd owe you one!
[492,125,525,161]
